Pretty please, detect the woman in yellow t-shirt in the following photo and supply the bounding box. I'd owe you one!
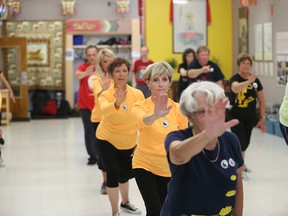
[132,62,188,216]
[96,57,144,216]
[90,48,115,194]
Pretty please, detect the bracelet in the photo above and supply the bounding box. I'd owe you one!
[260,116,265,120]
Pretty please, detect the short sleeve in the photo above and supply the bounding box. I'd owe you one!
[132,101,149,128]
[256,78,263,91]
[228,132,244,169]
[212,63,225,81]
[165,128,192,164]
[178,63,186,73]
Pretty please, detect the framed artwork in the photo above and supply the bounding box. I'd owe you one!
[0,0,8,20]
[27,40,50,66]
[263,22,273,61]
[254,24,263,61]
[172,0,207,53]
[238,7,248,54]
[2,20,65,89]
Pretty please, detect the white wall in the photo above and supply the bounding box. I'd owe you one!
[233,0,287,105]
[15,0,138,20]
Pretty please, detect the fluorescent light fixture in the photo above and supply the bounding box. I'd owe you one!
[173,0,189,5]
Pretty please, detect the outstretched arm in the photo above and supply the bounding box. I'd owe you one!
[169,98,239,165]
[74,65,95,80]
[143,93,172,126]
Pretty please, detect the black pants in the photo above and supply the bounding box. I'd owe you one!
[92,122,105,171]
[279,122,288,146]
[97,138,134,187]
[79,109,98,161]
[134,168,170,216]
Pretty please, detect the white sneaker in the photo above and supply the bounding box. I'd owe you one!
[243,164,252,172]
[241,172,249,181]
[113,212,120,216]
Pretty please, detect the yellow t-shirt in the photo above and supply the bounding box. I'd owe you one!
[132,98,188,177]
[96,84,145,149]
[90,76,113,123]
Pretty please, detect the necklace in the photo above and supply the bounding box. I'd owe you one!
[202,139,220,163]
[192,128,220,163]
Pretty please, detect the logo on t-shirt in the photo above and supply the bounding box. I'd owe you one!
[221,159,229,169]
[252,82,258,89]
[162,120,169,128]
[122,105,128,110]
[229,158,235,167]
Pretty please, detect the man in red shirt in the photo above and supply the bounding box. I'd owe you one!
[133,46,154,98]
[75,45,98,165]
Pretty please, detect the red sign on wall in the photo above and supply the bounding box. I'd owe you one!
[240,0,257,6]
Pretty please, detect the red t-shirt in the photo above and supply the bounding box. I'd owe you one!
[77,62,95,111]
[133,59,154,85]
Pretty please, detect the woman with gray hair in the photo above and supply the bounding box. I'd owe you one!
[160,81,244,216]
[132,62,188,216]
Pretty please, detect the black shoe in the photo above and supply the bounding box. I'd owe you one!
[0,138,4,145]
[87,158,97,165]
[120,202,141,214]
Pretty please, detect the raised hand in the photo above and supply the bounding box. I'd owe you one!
[248,73,257,83]
[202,65,211,73]
[204,98,239,138]
[114,85,127,107]
[101,73,111,91]
[153,93,172,118]
[85,65,95,76]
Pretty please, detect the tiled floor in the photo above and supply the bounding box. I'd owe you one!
[0,118,287,216]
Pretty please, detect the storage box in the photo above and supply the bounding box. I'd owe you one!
[265,117,275,134]
[73,35,84,45]
[273,121,283,137]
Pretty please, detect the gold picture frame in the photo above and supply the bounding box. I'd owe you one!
[27,39,50,66]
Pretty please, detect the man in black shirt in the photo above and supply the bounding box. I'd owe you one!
[187,46,224,88]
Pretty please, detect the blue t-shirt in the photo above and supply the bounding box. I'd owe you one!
[161,127,244,216]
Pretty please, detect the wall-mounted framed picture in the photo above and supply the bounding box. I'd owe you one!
[263,22,273,61]
[254,24,263,61]
[2,20,65,89]
[27,39,50,66]
[172,0,207,53]
[238,7,248,54]
[0,0,8,20]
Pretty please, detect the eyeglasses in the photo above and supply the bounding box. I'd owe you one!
[192,109,206,116]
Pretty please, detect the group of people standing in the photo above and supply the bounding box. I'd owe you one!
[77,45,182,216]
[178,46,266,182]
[74,43,276,216]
